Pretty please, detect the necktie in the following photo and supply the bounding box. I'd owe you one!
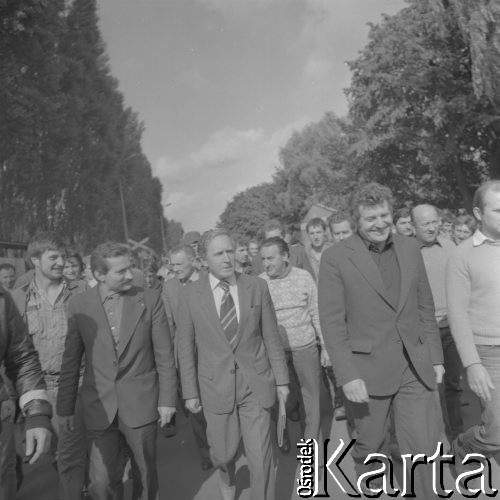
[219,280,238,348]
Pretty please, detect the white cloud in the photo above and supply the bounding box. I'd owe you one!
[153,118,309,231]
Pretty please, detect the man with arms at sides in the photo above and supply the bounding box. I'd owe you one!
[412,204,463,443]
[177,229,289,500]
[260,237,329,445]
[303,218,331,282]
[57,242,177,500]
[0,284,52,499]
[393,207,415,237]
[318,183,444,498]
[161,244,212,470]
[12,232,87,500]
[0,263,16,291]
[328,212,355,244]
[446,180,500,485]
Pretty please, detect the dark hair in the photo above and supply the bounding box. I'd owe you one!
[0,263,15,273]
[65,251,85,273]
[169,244,195,259]
[260,237,289,257]
[473,180,500,214]
[199,229,233,258]
[91,242,131,275]
[349,183,394,223]
[141,257,159,275]
[262,219,283,236]
[394,207,412,224]
[306,217,327,233]
[232,233,248,248]
[454,214,477,232]
[328,212,354,230]
[439,208,455,224]
[27,231,66,261]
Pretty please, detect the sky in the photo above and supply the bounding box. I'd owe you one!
[98,0,405,231]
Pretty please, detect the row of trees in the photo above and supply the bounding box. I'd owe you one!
[219,0,500,237]
[0,0,182,253]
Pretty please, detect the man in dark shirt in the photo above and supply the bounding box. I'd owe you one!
[318,183,444,498]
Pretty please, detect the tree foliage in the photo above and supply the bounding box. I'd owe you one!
[0,0,180,252]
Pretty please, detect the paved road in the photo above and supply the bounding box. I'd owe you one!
[15,383,499,500]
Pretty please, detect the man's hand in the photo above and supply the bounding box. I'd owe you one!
[343,379,369,403]
[185,398,203,414]
[58,415,74,432]
[320,348,331,368]
[433,364,445,384]
[158,406,176,427]
[0,399,16,423]
[467,363,494,402]
[25,427,51,465]
[276,385,290,404]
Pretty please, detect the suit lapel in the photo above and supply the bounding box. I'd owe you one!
[118,288,146,357]
[393,236,412,314]
[89,287,116,357]
[346,234,396,311]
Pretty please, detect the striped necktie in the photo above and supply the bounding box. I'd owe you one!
[219,280,238,348]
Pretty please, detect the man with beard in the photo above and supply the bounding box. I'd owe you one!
[12,232,87,500]
[57,242,177,500]
[318,183,443,498]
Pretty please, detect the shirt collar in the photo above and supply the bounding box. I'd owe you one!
[359,233,394,253]
[209,272,237,291]
[418,236,443,249]
[99,284,123,303]
[472,229,500,247]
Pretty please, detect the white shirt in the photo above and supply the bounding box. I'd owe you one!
[208,273,240,322]
[473,229,500,247]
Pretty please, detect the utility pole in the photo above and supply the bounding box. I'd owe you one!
[118,178,129,242]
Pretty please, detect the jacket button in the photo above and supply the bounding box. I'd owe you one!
[230,369,235,374]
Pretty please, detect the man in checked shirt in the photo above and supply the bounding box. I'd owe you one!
[12,232,87,500]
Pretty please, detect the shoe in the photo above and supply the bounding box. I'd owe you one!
[201,457,213,471]
[288,403,300,422]
[219,480,236,500]
[278,427,290,454]
[334,406,346,421]
[162,414,177,438]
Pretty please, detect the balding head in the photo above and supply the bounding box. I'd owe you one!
[411,204,440,244]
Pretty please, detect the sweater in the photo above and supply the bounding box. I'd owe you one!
[446,231,500,367]
[260,266,324,351]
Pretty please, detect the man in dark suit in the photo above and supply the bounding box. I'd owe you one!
[318,183,444,498]
[57,242,177,500]
[162,244,212,469]
[177,229,289,500]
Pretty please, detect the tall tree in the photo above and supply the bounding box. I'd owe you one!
[347,0,498,209]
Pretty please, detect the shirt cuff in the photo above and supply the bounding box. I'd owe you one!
[19,390,50,412]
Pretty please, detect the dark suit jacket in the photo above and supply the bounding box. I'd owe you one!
[318,233,443,396]
[176,273,288,414]
[56,286,177,430]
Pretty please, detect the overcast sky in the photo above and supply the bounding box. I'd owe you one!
[98,0,404,231]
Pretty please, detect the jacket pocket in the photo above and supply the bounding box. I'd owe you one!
[350,339,372,354]
[198,364,214,380]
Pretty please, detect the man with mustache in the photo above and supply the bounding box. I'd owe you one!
[12,231,87,500]
[318,183,444,498]
[57,242,177,500]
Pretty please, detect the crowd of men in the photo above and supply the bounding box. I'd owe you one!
[0,179,499,500]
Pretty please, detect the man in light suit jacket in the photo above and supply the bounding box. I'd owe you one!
[318,183,444,498]
[57,242,177,500]
[177,228,289,500]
